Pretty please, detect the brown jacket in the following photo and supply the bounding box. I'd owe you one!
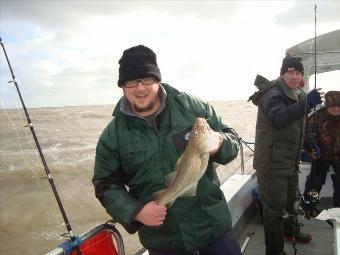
[305,107,340,160]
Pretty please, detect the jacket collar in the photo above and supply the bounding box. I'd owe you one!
[276,76,303,101]
[248,75,276,105]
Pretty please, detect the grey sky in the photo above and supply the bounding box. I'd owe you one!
[1,0,339,108]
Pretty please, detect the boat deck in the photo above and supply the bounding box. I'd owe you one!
[238,198,336,255]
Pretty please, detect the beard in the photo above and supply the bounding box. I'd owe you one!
[132,101,155,114]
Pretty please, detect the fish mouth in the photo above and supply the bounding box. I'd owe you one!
[193,119,221,153]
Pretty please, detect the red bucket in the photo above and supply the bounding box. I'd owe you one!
[70,230,118,255]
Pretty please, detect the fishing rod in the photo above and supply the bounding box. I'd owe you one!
[300,5,333,228]
[314,4,317,91]
[307,4,319,207]
[0,37,82,255]
[306,4,319,203]
[301,4,319,213]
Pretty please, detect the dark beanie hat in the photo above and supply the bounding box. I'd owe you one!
[117,45,161,87]
[280,55,304,75]
[325,91,340,107]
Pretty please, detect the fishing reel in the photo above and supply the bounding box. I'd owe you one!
[299,189,320,219]
[305,190,319,204]
[299,189,334,227]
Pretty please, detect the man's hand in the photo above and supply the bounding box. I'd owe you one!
[135,201,167,227]
[306,88,324,109]
[300,144,321,161]
[308,148,320,160]
[307,143,321,160]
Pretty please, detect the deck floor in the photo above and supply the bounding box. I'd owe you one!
[238,199,335,255]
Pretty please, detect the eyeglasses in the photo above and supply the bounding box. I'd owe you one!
[124,77,156,88]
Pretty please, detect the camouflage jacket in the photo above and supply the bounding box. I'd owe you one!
[305,107,340,160]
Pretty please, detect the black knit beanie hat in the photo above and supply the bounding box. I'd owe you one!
[117,45,161,87]
[280,55,304,76]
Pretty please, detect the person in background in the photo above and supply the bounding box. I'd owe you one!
[249,55,322,255]
[302,90,340,208]
[93,45,242,254]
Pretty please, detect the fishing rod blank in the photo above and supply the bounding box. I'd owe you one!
[0,37,82,255]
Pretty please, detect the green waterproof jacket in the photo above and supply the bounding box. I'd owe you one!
[249,75,307,175]
[93,83,239,252]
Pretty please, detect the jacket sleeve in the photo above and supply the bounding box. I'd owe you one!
[185,94,239,165]
[92,122,144,233]
[260,88,306,129]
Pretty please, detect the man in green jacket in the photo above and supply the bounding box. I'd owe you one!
[93,45,241,254]
[249,55,322,255]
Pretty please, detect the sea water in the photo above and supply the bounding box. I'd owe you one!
[0,102,256,255]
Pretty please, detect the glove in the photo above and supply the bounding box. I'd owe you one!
[312,144,321,158]
[306,89,322,109]
[300,149,311,162]
[300,144,320,162]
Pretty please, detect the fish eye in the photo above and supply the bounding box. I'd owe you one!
[194,131,199,137]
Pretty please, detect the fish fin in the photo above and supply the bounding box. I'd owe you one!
[152,189,166,200]
[167,200,175,208]
[176,154,183,165]
[164,171,177,186]
[199,156,209,173]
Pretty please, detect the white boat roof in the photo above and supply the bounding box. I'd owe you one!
[286,29,340,79]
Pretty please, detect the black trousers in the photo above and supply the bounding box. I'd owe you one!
[256,171,299,255]
[303,159,340,207]
[148,228,242,255]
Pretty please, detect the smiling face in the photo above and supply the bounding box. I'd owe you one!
[282,68,303,89]
[122,78,161,117]
[327,106,340,116]
[325,91,340,116]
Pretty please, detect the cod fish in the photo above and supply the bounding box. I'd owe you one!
[153,117,221,207]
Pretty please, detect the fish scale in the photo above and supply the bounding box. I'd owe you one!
[154,117,220,206]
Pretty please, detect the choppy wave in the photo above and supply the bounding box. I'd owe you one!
[0,105,113,172]
[0,102,257,255]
